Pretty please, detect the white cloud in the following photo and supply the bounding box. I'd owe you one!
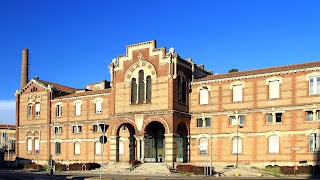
[0,100,15,110]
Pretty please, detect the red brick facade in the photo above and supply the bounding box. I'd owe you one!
[15,40,320,168]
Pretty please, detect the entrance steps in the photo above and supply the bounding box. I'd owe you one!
[131,163,171,175]
[102,162,132,173]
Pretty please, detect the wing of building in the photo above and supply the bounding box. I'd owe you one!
[15,40,320,168]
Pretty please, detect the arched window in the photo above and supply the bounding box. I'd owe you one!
[138,70,145,103]
[268,135,280,154]
[131,78,137,104]
[146,76,152,102]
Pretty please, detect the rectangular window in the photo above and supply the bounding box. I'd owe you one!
[268,135,280,154]
[205,118,211,127]
[266,113,273,123]
[197,118,203,127]
[93,125,98,132]
[310,76,320,95]
[35,103,40,116]
[306,111,313,121]
[95,142,101,155]
[232,136,242,154]
[269,80,280,99]
[317,111,320,121]
[233,84,242,102]
[27,138,32,151]
[28,104,33,117]
[34,138,40,151]
[239,115,244,125]
[230,116,237,126]
[54,127,62,134]
[55,142,61,154]
[309,134,320,152]
[75,102,81,116]
[74,142,80,155]
[72,126,82,134]
[275,113,282,123]
[95,100,102,114]
[56,104,62,117]
[199,89,208,105]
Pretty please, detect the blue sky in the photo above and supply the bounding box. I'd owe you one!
[1,0,320,125]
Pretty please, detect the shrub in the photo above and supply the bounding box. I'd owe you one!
[55,163,68,171]
[85,162,101,170]
[23,163,43,170]
[280,166,294,175]
[193,166,205,175]
[69,163,82,171]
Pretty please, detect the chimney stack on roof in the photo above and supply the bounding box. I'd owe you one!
[20,49,29,89]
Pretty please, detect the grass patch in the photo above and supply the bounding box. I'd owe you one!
[264,166,280,174]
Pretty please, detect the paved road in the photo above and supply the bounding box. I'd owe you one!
[0,169,318,180]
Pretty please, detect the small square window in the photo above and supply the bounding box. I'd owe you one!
[275,113,282,123]
[306,111,313,121]
[266,114,273,123]
[205,118,211,127]
[230,116,237,126]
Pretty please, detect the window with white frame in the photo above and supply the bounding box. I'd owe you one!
[72,125,82,134]
[317,111,320,121]
[34,138,40,151]
[199,138,208,154]
[197,118,203,127]
[199,89,208,105]
[233,84,242,102]
[309,134,320,152]
[54,126,63,134]
[306,111,313,121]
[232,136,242,154]
[55,142,61,154]
[309,76,320,95]
[266,112,283,123]
[269,80,280,99]
[35,103,40,116]
[95,141,101,155]
[28,104,33,117]
[197,117,210,127]
[74,141,80,155]
[205,118,211,127]
[56,104,62,117]
[230,115,244,126]
[268,135,279,154]
[27,138,32,151]
[95,100,102,114]
[75,102,81,116]
[119,140,124,155]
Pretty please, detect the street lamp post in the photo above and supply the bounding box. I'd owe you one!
[201,86,212,176]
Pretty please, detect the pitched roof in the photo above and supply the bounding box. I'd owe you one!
[36,79,76,93]
[55,89,111,99]
[0,124,15,130]
[195,61,320,82]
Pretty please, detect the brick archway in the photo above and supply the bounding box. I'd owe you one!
[142,116,170,134]
[111,118,138,136]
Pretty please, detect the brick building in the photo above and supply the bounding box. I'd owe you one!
[15,40,320,168]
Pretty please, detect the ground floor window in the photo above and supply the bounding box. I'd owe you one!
[309,134,320,152]
[232,136,242,154]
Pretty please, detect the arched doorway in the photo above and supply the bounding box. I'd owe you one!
[116,123,136,162]
[176,122,189,163]
[144,121,165,162]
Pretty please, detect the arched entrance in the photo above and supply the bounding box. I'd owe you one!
[176,122,189,163]
[116,123,136,162]
[144,121,165,162]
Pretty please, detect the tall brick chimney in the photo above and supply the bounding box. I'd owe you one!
[20,48,29,89]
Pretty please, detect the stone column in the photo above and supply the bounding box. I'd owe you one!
[109,135,118,163]
[141,136,145,162]
[134,135,141,161]
[164,133,176,164]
